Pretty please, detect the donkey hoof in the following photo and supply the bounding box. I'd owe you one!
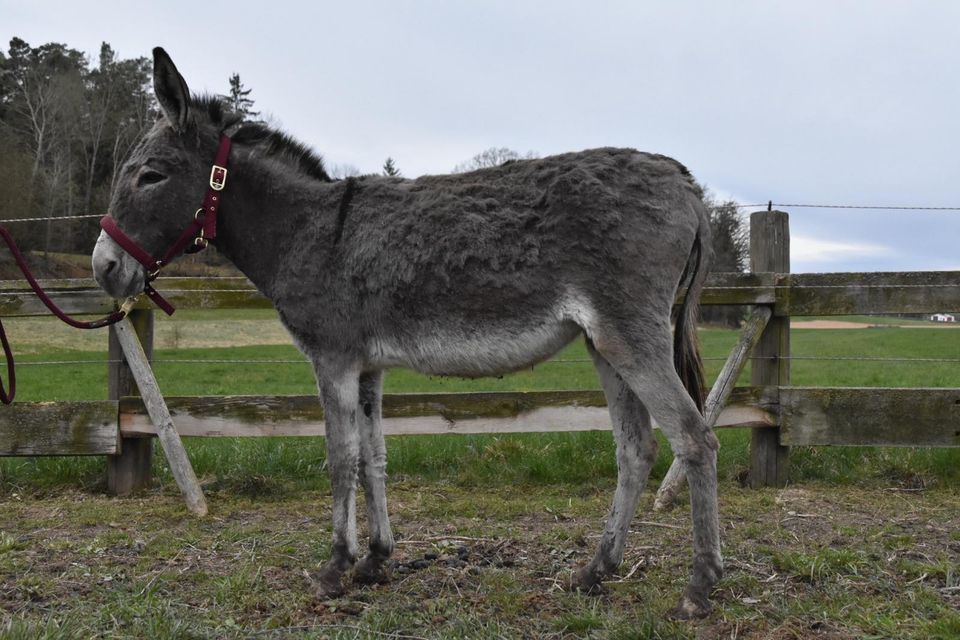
[652,494,677,512]
[668,592,712,620]
[310,565,347,599]
[353,555,391,585]
[568,566,606,595]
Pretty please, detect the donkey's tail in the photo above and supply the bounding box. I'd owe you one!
[673,216,710,415]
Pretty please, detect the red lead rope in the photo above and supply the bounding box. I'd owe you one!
[0,226,130,404]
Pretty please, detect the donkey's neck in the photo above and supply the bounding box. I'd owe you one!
[214,152,337,297]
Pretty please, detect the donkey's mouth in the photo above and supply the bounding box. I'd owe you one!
[92,231,146,299]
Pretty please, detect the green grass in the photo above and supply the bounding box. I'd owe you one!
[2,322,959,493]
[8,324,960,401]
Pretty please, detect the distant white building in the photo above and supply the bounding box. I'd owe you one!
[930,313,956,322]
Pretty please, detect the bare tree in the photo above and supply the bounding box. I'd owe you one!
[700,187,749,327]
[452,147,538,173]
[0,38,154,253]
[328,162,362,179]
[3,39,85,179]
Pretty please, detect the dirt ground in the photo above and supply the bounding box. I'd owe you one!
[0,482,957,639]
[0,314,293,353]
[791,320,960,329]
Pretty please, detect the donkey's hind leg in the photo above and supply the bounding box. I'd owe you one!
[591,326,722,619]
[353,370,396,584]
[571,339,658,592]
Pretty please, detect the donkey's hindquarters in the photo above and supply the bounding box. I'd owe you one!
[569,215,720,618]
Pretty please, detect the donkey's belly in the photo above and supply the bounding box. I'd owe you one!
[370,320,583,377]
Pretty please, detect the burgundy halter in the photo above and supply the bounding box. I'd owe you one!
[99,134,234,316]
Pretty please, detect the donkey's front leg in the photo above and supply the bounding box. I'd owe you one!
[313,367,361,598]
[353,370,396,584]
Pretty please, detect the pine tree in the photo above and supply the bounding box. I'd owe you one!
[382,157,400,176]
[222,73,259,119]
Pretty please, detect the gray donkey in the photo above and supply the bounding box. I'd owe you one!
[92,48,721,618]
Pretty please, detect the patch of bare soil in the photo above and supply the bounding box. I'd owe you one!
[792,320,960,329]
[0,315,293,353]
[791,320,874,329]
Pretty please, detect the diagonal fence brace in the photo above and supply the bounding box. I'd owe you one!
[653,305,773,510]
[113,317,208,516]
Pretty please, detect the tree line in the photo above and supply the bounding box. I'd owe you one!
[0,39,153,255]
[0,39,259,258]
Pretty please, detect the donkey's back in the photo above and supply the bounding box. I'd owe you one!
[293,147,709,377]
[326,147,705,301]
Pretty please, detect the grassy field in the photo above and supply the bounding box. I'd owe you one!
[5,313,960,400]
[0,313,958,638]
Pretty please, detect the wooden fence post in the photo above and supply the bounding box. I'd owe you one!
[749,210,790,487]
[113,317,207,516]
[107,308,154,495]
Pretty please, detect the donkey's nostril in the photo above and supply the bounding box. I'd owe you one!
[103,260,118,275]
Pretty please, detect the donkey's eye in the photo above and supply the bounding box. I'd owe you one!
[137,170,167,187]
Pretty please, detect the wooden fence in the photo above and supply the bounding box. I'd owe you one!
[1,210,958,495]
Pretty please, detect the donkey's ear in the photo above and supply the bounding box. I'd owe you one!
[152,47,191,132]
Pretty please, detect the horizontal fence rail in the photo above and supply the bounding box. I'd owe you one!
[4,386,957,457]
[0,401,118,455]
[1,271,958,317]
[118,388,776,439]
[0,389,771,456]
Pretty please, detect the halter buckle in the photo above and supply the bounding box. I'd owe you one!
[194,236,209,249]
[210,165,228,191]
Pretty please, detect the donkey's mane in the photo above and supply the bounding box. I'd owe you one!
[192,94,332,183]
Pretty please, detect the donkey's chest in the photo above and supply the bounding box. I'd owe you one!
[367,320,582,377]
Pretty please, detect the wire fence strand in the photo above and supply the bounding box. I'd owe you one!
[4,202,960,225]
[731,203,960,211]
[1,214,104,223]
[8,354,960,367]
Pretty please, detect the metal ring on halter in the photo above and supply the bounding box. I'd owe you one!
[119,296,140,315]
[147,261,163,280]
[193,208,209,248]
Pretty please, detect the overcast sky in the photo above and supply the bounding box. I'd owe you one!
[5,0,959,273]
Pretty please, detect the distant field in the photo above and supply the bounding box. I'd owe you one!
[2,310,959,399]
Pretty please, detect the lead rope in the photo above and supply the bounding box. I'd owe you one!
[0,225,136,404]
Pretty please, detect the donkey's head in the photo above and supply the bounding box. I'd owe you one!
[92,47,231,298]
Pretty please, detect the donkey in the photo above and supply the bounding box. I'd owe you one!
[92,48,721,618]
